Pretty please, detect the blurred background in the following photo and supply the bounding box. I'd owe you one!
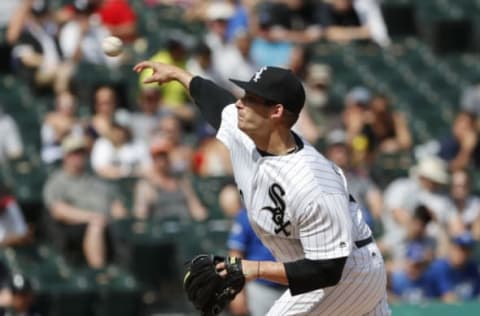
[0,0,479,315]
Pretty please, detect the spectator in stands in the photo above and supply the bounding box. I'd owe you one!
[59,0,120,66]
[139,36,194,121]
[0,183,31,248]
[43,135,127,268]
[192,123,232,177]
[341,86,371,166]
[389,242,434,303]
[133,135,207,221]
[450,169,480,238]
[404,206,437,258]
[318,0,390,47]
[41,91,84,165]
[249,3,295,67]
[97,0,137,43]
[153,114,193,175]
[363,94,412,154]
[428,232,480,302]
[0,106,23,164]
[203,2,235,54]
[220,185,285,316]
[86,85,118,142]
[128,87,168,144]
[437,110,480,170]
[186,42,224,85]
[302,63,338,136]
[381,156,460,260]
[325,129,383,228]
[9,0,73,93]
[91,115,151,180]
[215,31,257,96]
[253,0,323,44]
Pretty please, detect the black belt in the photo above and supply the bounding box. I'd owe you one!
[355,236,373,248]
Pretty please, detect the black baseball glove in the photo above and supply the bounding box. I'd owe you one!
[184,254,245,316]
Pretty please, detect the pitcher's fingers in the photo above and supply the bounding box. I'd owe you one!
[142,76,160,84]
[133,61,153,72]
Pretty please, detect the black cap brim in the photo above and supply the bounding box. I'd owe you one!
[229,79,276,102]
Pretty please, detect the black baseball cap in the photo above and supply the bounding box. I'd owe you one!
[229,66,305,115]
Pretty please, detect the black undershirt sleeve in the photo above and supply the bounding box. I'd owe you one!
[284,257,348,295]
[188,76,237,130]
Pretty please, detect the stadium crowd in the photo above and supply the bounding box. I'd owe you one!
[0,0,479,315]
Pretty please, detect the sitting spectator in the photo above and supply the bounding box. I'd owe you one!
[381,156,460,260]
[318,0,390,47]
[363,94,412,154]
[305,63,333,116]
[428,232,480,302]
[404,206,437,258]
[450,169,480,238]
[43,136,127,268]
[133,136,207,221]
[0,106,23,164]
[97,0,137,43]
[341,86,371,166]
[224,187,285,316]
[128,87,170,144]
[154,114,193,175]
[41,91,84,165]
[186,42,224,86]
[253,0,323,44]
[10,0,73,93]
[249,4,295,67]
[86,85,118,143]
[213,31,257,95]
[0,183,31,248]
[389,242,434,303]
[437,110,479,170]
[91,116,150,179]
[325,129,383,228]
[59,0,120,66]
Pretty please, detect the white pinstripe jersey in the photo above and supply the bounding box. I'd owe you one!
[217,104,372,263]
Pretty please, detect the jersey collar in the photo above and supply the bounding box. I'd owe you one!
[256,132,304,157]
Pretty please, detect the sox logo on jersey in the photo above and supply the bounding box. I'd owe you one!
[261,183,291,236]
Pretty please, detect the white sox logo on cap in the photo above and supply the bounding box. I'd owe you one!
[252,66,267,82]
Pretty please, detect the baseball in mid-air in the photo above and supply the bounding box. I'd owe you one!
[102,36,123,57]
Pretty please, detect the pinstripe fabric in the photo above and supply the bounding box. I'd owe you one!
[216,104,389,315]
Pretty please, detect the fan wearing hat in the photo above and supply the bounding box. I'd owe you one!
[43,135,127,268]
[389,242,434,303]
[428,232,480,302]
[381,157,460,261]
[134,60,389,314]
